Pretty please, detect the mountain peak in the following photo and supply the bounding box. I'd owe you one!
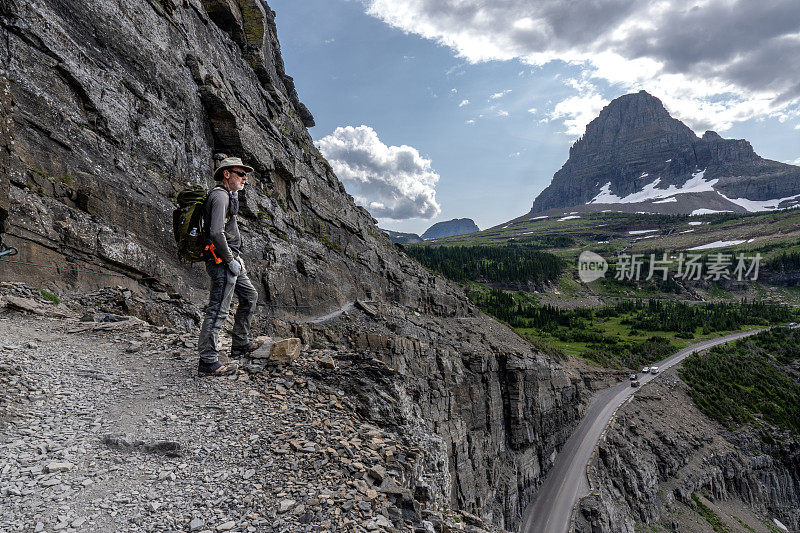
[569,91,697,160]
[529,91,799,215]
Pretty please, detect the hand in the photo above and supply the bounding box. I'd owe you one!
[237,256,246,273]
[227,259,242,276]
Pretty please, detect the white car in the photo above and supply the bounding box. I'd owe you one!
[650,366,659,374]
[642,367,650,373]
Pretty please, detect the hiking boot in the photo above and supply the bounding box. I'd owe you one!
[230,339,264,359]
[198,360,238,376]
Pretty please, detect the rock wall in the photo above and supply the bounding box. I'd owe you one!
[0,0,585,528]
[576,374,800,532]
[0,76,11,236]
[300,305,584,528]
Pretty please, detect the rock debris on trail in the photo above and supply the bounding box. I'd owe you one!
[0,283,500,532]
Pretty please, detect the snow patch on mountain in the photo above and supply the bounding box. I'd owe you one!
[688,240,747,250]
[691,208,731,215]
[588,170,717,205]
[718,192,800,212]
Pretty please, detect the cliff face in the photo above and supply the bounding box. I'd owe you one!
[0,0,584,528]
[530,91,800,215]
[576,374,800,533]
[422,218,480,240]
[0,77,10,236]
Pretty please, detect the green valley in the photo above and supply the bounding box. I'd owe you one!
[407,209,800,369]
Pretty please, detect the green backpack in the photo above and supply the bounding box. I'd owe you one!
[172,184,211,262]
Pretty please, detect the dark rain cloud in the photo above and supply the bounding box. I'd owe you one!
[364,0,800,111]
[614,0,800,98]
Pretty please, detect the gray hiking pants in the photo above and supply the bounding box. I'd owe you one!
[198,261,258,363]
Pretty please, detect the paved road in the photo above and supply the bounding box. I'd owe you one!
[519,328,763,533]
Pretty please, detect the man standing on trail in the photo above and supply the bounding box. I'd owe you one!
[197,157,262,376]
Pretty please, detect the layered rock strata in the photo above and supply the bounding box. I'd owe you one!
[0,0,584,528]
[0,76,11,236]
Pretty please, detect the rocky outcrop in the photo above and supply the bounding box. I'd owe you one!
[576,374,800,533]
[529,91,800,215]
[422,218,480,240]
[0,1,585,529]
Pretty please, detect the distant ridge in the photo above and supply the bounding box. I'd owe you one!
[382,228,422,245]
[422,218,479,240]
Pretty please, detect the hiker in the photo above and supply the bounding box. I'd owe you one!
[197,157,263,376]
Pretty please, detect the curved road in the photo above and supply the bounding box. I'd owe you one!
[520,328,763,533]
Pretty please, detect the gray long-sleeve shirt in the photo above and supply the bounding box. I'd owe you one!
[204,186,240,264]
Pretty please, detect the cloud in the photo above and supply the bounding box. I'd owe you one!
[527,107,537,114]
[498,110,510,117]
[465,119,475,124]
[788,157,800,165]
[459,99,470,107]
[490,89,512,99]
[315,126,441,220]
[361,0,800,132]
[548,79,608,134]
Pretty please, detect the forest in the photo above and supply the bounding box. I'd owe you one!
[406,244,564,285]
[409,240,799,368]
[680,327,800,435]
[467,292,793,334]
[466,290,797,368]
[766,250,800,271]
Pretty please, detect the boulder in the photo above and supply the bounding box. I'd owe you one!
[4,295,44,315]
[269,338,301,364]
[248,335,300,365]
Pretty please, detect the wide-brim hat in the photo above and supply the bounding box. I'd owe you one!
[213,157,254,181]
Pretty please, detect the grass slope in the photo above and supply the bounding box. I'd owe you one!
[680,327,800,435]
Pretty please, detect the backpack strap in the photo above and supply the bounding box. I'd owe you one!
[208,184,233,222]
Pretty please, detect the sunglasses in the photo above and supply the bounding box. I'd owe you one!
[229,170,248,177]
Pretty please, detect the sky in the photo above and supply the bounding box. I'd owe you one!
[269,0,800,235]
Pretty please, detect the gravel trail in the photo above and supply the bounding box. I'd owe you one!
[0,303,395,532]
